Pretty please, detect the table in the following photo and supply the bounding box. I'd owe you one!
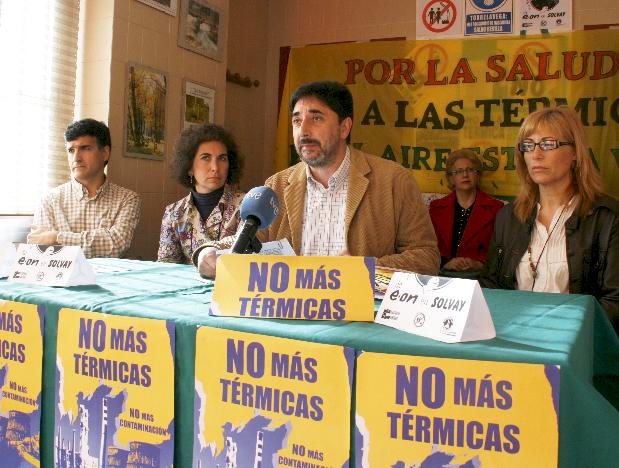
[1,258,617,467]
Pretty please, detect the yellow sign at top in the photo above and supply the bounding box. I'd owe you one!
[211,255,376,321]
[276,29,619,198]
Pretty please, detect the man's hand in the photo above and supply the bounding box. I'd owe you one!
[197,247,218,279]
[27,226,59,245]
[443,257,483,272]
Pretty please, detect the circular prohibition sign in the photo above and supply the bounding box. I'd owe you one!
[422,0,458,33]
[413,42,449,81]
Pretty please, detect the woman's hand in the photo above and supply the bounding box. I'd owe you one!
[443,257,483,271]
[197,247,218,279]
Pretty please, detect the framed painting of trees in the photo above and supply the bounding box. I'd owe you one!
[124,63,168,160]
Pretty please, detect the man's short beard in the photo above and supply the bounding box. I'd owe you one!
[299,150,329,167]
[296,139,335,167]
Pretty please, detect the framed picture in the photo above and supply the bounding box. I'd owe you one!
[182,79,215,130]
[136,0,178,16]
[124,63,168,160]
[178,0,226,61]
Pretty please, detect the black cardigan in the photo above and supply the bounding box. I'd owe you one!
[480,194,619,334]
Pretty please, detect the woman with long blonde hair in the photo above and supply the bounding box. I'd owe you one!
[480,106,619,334]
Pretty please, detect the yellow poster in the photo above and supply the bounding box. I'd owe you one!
[55,309,175,467]
[0,300,43,467]
[194,326,354,467]
[355,352,559,467]
[276,29,619,198]
[212,255,376,321]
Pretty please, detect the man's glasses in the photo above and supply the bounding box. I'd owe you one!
[518,139,574,152]
[447,167,480,177]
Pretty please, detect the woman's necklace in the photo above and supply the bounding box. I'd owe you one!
[527,201,570,290]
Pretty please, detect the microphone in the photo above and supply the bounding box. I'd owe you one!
[231,186,280,254]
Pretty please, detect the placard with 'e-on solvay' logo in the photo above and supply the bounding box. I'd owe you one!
[376,272,495,342]
[8,244,95,286]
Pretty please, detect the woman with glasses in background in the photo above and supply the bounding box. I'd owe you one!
[429,148,504,276]
[480,105,619,334]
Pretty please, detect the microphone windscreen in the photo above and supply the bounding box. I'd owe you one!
[239,186,280,228]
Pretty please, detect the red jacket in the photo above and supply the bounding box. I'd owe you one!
[429,190,504,263]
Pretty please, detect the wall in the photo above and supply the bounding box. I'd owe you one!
[224,0,269,191]
[77,0,229,260]
[76,0,618,259]
[258,0,430,190]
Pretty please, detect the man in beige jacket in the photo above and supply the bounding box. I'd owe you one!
[195,80,439,277]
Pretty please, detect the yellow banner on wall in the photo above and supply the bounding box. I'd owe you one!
[193,326,354,466]
[0,301,43,466]
[55,309,175,467]
[276,29,619,198]
[211,255,376,321]
[355,352,559,467]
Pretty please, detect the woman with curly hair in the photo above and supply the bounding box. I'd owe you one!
[157,124,245,263]
[480,106,619,334]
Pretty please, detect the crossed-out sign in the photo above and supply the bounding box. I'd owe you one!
[413,42,449,79]
[422,0,458,33]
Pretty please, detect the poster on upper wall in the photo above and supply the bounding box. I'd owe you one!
[519,0,572,33]
[355,352,559,467]
[0,301,44,467]
[183,79,215,130]
[178,0,227,62]
[193,326,354,467]
[416,0,465,39]
[464,0,514,36]
[124,63,168,160]
[54,309,175,467]
[275,29,619,199]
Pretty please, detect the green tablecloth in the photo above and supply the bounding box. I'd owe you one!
[1,258,617,467]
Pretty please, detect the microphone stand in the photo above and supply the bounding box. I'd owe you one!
[249,237,262,254]
[237,236,262,254]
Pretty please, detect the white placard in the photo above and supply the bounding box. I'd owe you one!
[464,0,514,36]
[257,238,296,255]
[0,242,17,278]
[375,272,495,343]
[416,0,464,39]
[518,0,572,33]
[8,244,96,286]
